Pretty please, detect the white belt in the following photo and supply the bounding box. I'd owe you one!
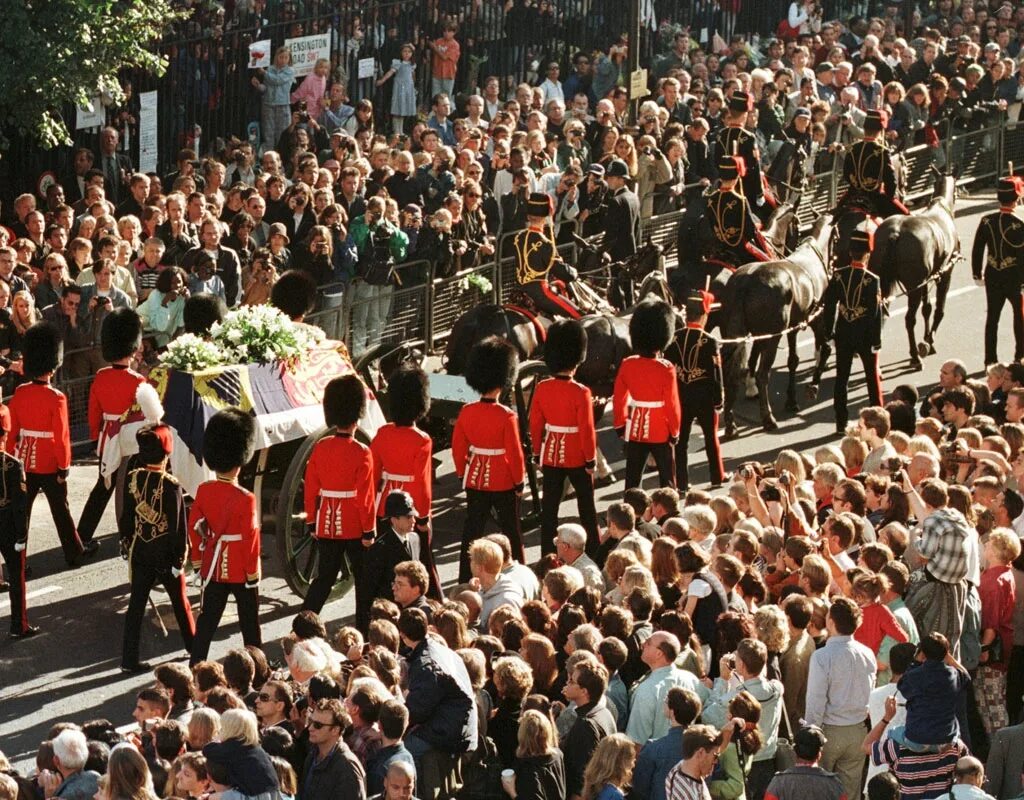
[21,429,53,438]
[469,447,506,456]
[629,401,664,409]
[201,534,242,587]
[382,471,414,483]
[102,413,121,422]
[320,489,357,499]
[545,425,579,434]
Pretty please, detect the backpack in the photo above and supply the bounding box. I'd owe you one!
[457,734,504,800]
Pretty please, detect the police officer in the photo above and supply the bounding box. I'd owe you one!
[119,416,195,673]
[972,176,1024,365]
[77,308,146,550]
[453,337,526,582]
[513,193,583,318]
[302,375,377,627]
[822,228,884,433]
[837,109,909,219]
[529,319,599,557]
[370,365,441,598]
[602,158,643,307]
[667,291,726,490]
[703,154,774,270]
[0,403,33,640]
[361,490,423,613]
[613,299,681,489]
[714,91,771,222]
[188,408,262,665]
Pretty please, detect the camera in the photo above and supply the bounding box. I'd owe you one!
[882,455,908,474]
[760,484,782,503]
[940,441,975,467]
[779,471,791,487]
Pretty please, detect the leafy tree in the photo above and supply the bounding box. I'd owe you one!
[0,0,185,149]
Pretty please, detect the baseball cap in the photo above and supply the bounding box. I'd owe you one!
[794,726,828,760]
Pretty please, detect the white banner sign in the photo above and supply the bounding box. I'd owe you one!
[285,33,331,77]
[248,39,271,69]
[358,57,375,80]
[76,96,105,130]
[138,91,158,173]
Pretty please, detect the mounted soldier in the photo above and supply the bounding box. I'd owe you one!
[714,91,774,223]
[702,154,775,270]
[512,192,583,319]
[834,108,909,220]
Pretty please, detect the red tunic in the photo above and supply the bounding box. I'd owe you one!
[370,423,433,519]
[5,380,71,474]
[304,432,376,539]
[452,398,525,492]
[529,376,596,469]
[187,477,260,585]
[612,355,681,443]
[88,365,146,458]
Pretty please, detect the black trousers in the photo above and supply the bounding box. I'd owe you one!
[459,489,523,583]
[26,473,83,565]
[304,538,367,621]
[540,466,599,558]
[623,440,675,490]
[190,582,261,665]
[833,342,882,429]
[77,467,118,544]
[1008,645,1024,724]
[123,562,196,666]
[0,537,28,633]
[675,401,725,490]
[984,281,1024,364]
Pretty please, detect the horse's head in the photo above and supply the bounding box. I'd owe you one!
[932,171,956,209]
[625,238,668,280]
[573,232,611,274]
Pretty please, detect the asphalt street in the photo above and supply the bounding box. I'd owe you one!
[0,191,1004,771]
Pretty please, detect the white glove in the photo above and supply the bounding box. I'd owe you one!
[171,567,182,578]
[14,541,26,553]
[756,197,765,206]
[974,278,985,287]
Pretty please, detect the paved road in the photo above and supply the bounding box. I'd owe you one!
[0,191,1001,770]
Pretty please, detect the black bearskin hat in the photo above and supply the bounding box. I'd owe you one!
[465,336,518,395]
[387,364,431,426]
[323,374,367,429]
[271,270,317,321]
[101,308,143,363]
[203,408,257,472]
[183,293,227,337]
[544,319,588,373]
[22,322,63,379]
[629,299,675,356]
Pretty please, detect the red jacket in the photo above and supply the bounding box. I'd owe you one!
[187,478,260,585]
[529,376,596,469]
[6,380,71,474]
[370,423,433,519]
[88,365,146,456]
[304,432,377,539]
[612,355,681,443]
[453,398,525,492]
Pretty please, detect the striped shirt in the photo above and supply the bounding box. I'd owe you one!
[871,738,967,800]
[665,765,712,800]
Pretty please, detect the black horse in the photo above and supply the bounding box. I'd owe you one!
[574,237,670,311]
[670,202,799,333]
[869,173,959,370]
[720,213,835,435]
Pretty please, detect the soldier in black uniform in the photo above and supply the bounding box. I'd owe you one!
[836,109,909,219]
[0,404,34,640]
[703,155,774,270]
[972,175,1024,365]
[513,193,583,318]
[822,228,884,433]
[714,91,773,223]
[667,291,726,490]
[118,419,196,672]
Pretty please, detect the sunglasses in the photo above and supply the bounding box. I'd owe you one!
[257,692,276,702]
[308,720,338,730]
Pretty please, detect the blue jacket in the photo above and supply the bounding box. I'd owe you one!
[898,660,969,745]
[405,638,479,754]
[632,727,683,800]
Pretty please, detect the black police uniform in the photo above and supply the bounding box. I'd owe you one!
[840,138,908,218]
[702,185,772,269]
[0,449,30,636]
[667,321,725,489]
[972,206,1024,364]
[119,465,196,668]
[715,126,768,220]
[514,225,583,318]
[822,261,884,430]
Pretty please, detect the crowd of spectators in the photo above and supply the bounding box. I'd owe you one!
[3,359,1024,800]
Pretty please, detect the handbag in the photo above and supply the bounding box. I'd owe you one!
[774,697,797,772]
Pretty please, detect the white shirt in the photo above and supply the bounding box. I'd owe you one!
[865,684,907,791]
[540,78,564,104]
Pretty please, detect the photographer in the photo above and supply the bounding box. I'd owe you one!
[635,136,672,218]
[292,226,335,287]
[742,464,811,535]
[787,0,822,36]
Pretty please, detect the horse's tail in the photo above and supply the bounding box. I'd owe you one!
[878,226,902,299]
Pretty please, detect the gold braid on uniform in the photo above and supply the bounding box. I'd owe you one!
[0,457,10,509]
[515,227,557,283]
[132,469,168,542]
[990,215,1024,271]
[674,330,706,383]
[854,142,885,191]
[712,191,746,247]
[838,270,868,322]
